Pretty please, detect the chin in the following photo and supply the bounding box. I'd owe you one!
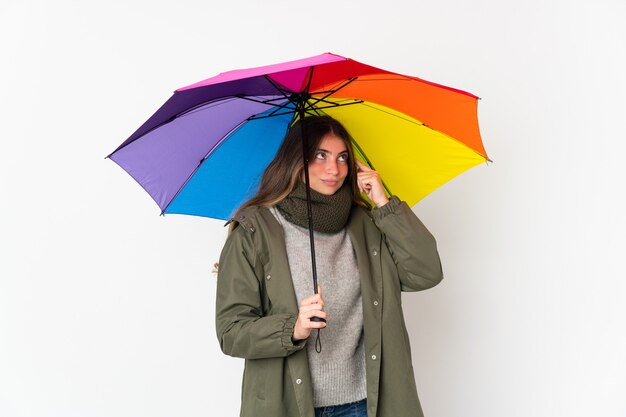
[310,179,346,195]
[311,186,338,195]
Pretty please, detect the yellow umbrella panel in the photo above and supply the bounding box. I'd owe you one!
[317,99,488,207]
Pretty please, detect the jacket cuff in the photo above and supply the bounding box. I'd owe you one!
[281,314,307,353]
[371,195,402,222]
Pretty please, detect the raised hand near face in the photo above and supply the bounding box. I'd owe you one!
[356,160,390,208]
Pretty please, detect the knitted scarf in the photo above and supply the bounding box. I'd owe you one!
[276,181,353,233]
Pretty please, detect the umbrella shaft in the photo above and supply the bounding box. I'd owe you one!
[298,106,320,295]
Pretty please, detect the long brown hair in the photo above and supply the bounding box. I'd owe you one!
[230,115,370,229]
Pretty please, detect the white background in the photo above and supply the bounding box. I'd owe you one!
[1,0,625,416]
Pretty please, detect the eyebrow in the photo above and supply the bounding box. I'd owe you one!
[317,148,348,154]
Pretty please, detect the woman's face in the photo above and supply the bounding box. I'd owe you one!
[307,133,349,195]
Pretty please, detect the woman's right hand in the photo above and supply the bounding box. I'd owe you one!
[292,285,328,341]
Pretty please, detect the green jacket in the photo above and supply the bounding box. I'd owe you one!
[216,197,443,417]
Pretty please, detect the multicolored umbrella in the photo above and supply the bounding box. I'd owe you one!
[108,52,489,220]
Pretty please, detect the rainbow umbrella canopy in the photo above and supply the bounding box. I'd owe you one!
[108,53,489,220]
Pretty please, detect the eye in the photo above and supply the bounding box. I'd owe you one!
[337,153,348,163]
[315,151,326,160]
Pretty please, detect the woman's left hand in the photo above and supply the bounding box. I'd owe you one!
[356,160,389,208]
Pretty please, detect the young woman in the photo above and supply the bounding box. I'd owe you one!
[216,115,443,417]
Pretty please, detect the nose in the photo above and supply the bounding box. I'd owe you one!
[326,159,339,175]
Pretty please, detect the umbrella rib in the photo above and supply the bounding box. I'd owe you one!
[176,96,240,118]
[262,96,294,103]
[302,77,360,113]
[351,77,414,82]
[309,77,358,104]
[247,100,363,121]
[307,97,340,106]
[307,98,363,108]
[235,95,292,109]
[235,95,297,119]
[160,119,249,216]
[106,97,244,157]
[303,107,325,117]
[247,68,318,123]
[359,102,427,127]
[247,109,296,120]
[263,75,294,98]
[265,103,295,118]
[354,75,480,99]
[306,100,364,112]
[360,103,491,161]
[210,71,295,113]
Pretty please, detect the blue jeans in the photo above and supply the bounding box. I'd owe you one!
[314,398,367,417]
